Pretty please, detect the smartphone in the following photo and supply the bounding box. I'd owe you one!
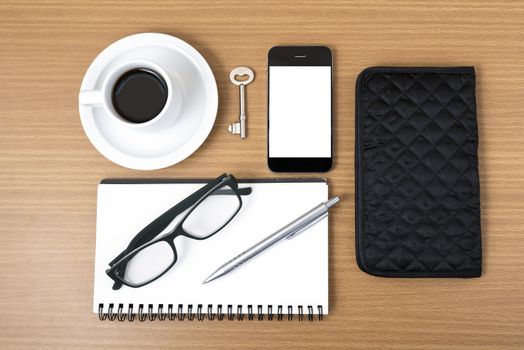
[267,46,333,172]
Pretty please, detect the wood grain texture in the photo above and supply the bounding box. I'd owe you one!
[1,0,523,349]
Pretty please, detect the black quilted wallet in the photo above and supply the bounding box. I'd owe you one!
[355,67,482,277]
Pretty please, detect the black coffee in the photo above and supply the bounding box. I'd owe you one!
[112,68,168,124]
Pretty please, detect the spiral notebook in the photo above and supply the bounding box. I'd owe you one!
[93,178,329,321]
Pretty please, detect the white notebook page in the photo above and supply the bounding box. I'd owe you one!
[93,180,329,315]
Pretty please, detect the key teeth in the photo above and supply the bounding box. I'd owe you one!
[228,122,241,135]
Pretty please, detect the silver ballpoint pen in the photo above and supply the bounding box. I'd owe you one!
[202,196,340,284]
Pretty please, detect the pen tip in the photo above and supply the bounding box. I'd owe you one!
[326,196,340,208]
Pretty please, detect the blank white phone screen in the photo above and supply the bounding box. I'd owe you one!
[269,66,331,158]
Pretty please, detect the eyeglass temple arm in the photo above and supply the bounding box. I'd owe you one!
[212,187,252,196]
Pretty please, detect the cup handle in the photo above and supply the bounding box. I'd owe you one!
[79,90,104,106]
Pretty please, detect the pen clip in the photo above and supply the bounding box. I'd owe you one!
[286,212,328,240]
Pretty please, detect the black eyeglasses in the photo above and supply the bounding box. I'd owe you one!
[106,173,252,290]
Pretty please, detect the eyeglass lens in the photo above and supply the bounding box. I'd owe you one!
[123,241,175,286]
[182,184,241,238]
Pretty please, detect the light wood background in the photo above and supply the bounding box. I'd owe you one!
[1,1,523,349]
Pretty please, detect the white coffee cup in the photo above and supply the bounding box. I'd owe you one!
[79,59,182,133]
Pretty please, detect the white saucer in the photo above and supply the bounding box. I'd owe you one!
[79,33,218,170]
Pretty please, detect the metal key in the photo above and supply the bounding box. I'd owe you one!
[228,66,254,139]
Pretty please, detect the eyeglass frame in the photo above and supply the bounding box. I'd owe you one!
[105,173,252,290]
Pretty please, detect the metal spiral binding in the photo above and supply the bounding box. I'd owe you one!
[178,304,184,321]
[207,304,215,321]
[98,303,324,321]
[257,305,264,321]
[128,304,135,322]
[217,305,224,321]
[117,304,126,321]
[137,304,146,322]
[187,304,194,321]
[227,305,234,321]
[167,304,175,320]
[158,304,166,321]
[237,305,243,321]
[247,305,254,321]
[197,304,204,321]
[107,303,116,321]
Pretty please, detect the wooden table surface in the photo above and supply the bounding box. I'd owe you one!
[1,1,523,349]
